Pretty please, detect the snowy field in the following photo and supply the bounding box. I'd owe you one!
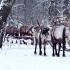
[1,38,70,70]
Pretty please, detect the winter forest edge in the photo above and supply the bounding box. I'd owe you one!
[0,0,70,70]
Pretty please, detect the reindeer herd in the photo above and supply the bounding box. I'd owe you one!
[3,17,70,57]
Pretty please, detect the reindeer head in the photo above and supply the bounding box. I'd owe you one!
[41,27,50,36]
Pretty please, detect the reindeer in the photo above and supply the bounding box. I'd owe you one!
[29,20,50,56]
[5,26,19,37]
[51,25,66,57]
[38,27,50,56]
[20,25,32,37]
[50,17,70,57]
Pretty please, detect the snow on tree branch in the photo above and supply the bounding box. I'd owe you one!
[0,0,15,9]
[0,0,16,29]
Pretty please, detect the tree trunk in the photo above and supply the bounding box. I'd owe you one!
[0,29,4,48]
[0,0,16,48]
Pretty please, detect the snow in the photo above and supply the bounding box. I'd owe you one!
[0,38,70,70]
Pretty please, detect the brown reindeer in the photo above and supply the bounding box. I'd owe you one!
[5,26,19,43]
[5,26,19,37]
[5,26,28,45]
[20,25,32,37]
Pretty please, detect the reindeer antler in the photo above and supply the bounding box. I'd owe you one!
[27,25,34,33]
[37,20,40,27]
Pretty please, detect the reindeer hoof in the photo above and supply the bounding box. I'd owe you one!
[34,51,37,55]
[56,54,60,57]
[44,53,46,56]
[52,53,55,57]
[24,42,27,45]
[39,51,42,55]
[31,42,34,45]
[62,54,65,57]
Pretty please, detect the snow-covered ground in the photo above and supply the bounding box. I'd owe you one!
[1,38,70,70]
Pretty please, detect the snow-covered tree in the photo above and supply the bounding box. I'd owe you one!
[4,0,70,26]
[48,0,60,25]
[64,0,69,7]
[63,0,70,18]
[0,0,15,48]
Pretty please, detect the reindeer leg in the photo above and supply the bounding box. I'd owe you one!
[52,43,55,56]
[44,43,46,56]
[43,40,46,56]
[20,40,22,44]
[23,40,27,45]
[54,43,58,56]
[52,47,55,56]
[31,39,34,45]
[34,38,37,54]
[62,28,66,57]
[57,43,61,57]
[39,36,42,55]
[63,41,66,57]
[16,40,17,43]
[7,36,9,42]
